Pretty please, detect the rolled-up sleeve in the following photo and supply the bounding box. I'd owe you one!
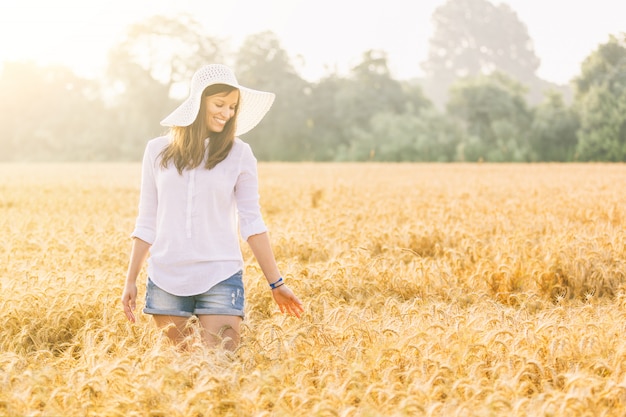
[131,142,158,244]
[235,143,268,241]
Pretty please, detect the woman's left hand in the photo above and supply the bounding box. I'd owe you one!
[271,285,304,318]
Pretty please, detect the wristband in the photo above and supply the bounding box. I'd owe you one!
[269,277,284,290]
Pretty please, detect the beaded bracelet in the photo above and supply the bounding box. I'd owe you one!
[269,277,284,290]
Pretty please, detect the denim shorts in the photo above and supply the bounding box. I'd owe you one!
[143,270,245,318]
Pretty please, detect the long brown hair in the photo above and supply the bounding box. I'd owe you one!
[159,84,239,174]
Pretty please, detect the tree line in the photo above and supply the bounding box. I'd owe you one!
[0,1,625,162]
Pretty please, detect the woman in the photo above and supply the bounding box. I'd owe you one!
[121,64,304,350]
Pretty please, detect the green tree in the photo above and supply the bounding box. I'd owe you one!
[574,34,626,161]
[340,50,407,128]
[529,91,580,161]
[105,53,172,159]
[330,50,432,159]
[339,107,463,162]
[306,73,348,160]
[447,72,532,161]
[422,0,541,107]
[343,50,407,123]
[234,31,311,160]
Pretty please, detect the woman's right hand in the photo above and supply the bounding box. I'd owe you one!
[122,238,151,324]
[121,282,138,323]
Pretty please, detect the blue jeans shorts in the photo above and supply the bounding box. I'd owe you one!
[143,270,245,318]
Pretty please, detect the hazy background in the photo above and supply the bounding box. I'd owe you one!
[1,0,621,84]
[0,0,624,162]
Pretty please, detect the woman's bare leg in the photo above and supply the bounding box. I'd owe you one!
[152,315,192,347]
[197,315,242,350]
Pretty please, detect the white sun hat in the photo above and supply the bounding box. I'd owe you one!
[160,64,275,136]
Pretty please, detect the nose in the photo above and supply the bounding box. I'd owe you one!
[221,107,232,119]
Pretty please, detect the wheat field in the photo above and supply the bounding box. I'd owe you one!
[2,162,626,416]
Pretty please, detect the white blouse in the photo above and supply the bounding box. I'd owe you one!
[131,135,267,296]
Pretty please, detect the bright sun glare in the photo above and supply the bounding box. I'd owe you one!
[0,1,141,77]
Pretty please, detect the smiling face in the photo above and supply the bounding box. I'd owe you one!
[203,89,240,134]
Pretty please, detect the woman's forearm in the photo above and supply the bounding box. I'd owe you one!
[247,232,304,317]
[246,232,281,284]
[126,237,151,283]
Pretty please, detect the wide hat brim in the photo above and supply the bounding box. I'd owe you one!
[160,64,275,136]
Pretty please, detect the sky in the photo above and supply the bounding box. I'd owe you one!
[0,0,623,86]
